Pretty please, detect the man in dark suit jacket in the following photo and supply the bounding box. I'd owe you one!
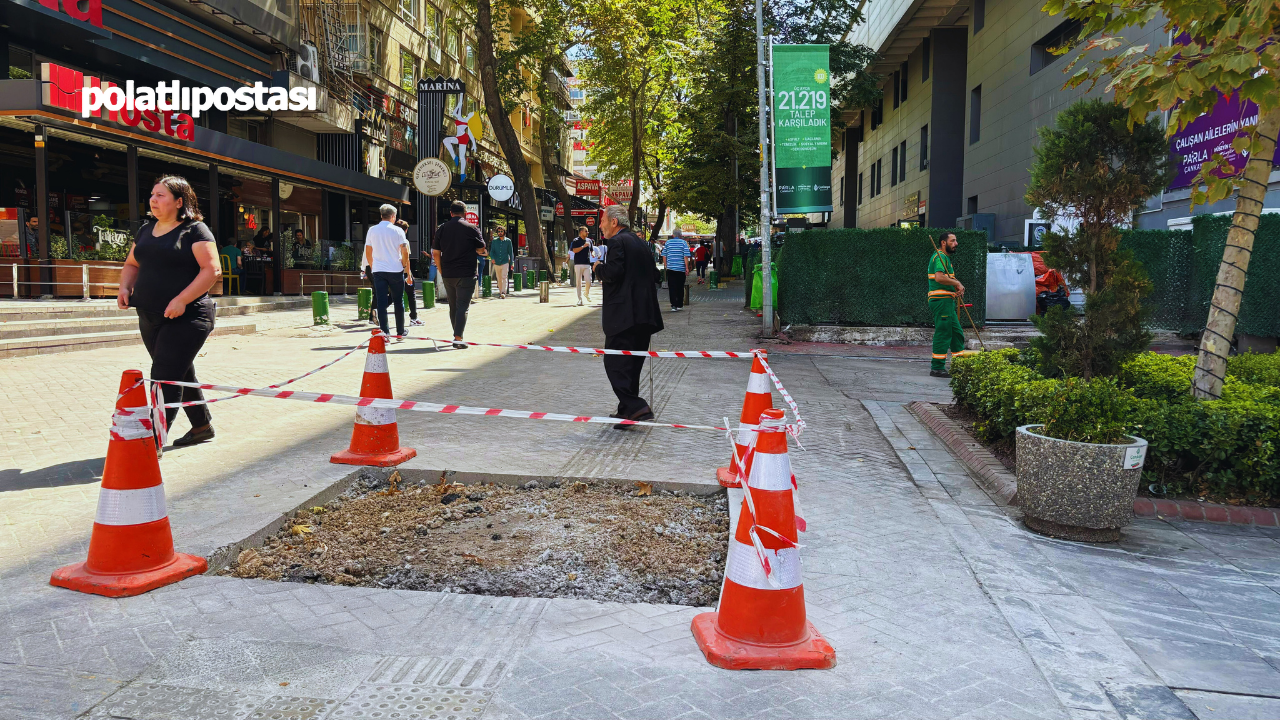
[593,205,664,424]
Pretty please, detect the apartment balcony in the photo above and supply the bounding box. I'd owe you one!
[271,70,356,134]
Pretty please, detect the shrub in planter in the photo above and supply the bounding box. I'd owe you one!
[952,350,1280,504]
[1228,351,1280,388]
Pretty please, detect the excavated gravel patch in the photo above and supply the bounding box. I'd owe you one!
[223,474,730,606]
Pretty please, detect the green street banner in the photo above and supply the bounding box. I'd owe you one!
[772,44,832,214]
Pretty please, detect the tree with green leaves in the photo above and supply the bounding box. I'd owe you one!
[1047,0,1280,399]
[577,0,693,226]
[1025,98,1173,380]
[665,0,756,254]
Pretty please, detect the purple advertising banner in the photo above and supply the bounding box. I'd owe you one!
[1169,94,1280,189]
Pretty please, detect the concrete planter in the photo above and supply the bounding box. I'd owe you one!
[1015,425,1148,542]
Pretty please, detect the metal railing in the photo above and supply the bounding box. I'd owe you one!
[298,272,359,297]
[5,262,122,301]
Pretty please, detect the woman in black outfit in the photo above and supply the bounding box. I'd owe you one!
[117,176,223,447]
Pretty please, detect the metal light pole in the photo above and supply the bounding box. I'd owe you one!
[756,0,773,336]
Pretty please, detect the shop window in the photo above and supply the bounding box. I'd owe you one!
[8,46,33,80]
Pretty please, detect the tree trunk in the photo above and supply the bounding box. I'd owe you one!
[1192,107,1280,400]
[539,63,576,268]
[648,197,667,245]
[628,92,643,225]
[475,0,548,274]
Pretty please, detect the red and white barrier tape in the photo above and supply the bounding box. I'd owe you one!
[136,378,729,431]
[396,334,756,359]
[727,415,803,589]
[754,353,805,436]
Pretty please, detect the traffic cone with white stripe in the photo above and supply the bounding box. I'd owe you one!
[716,351,774,488]
[692,409,835,671]
[50,370,207,597]
[331,330,417,466]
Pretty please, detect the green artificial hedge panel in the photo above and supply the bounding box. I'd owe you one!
[777,227,988,327]
[1119,228,1194,332]
[1188,214,1280,338]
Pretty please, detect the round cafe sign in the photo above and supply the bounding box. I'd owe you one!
[413,158,452,196]
[487,174,515,202]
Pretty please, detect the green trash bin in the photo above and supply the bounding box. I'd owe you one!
[561,266,569,283]
[357,287,372,319]
[538,269,548,283]
[482,274,492,298]
[422,281,435,309]
[730,255,743,277]
[749,263,779,311]
[513,272,523,292]
[311,291,329,325]
[708,269,719,289]
[526,270,536,288]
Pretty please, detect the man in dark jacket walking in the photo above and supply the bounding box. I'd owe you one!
[593,205,664,424]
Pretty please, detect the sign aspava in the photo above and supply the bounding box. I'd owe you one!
[413,158,452,196]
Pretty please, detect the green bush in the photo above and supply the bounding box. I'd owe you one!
[1227,351,1280,388]
[776,226,988,327]
[951,350,1280,503]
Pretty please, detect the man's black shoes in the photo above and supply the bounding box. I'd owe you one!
[172,425,215,447]
[929,370,951,378]
[614,406,655,429]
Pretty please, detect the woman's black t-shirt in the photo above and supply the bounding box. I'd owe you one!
[130,220,215,315]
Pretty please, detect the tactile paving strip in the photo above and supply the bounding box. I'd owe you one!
[250,695,340,720]
[329,686,492,719]
[90,684,264,720]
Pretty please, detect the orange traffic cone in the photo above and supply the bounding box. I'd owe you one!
[692,408,835,671]
[331,330,417,466]
[716,351,774,488]
[50,370,207,597]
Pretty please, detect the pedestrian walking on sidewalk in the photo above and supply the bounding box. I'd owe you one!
[662,229,692,311]
[394,219,423,326]
[363,205,412,338]
[433,200,487,349]
[116,175,222,448]
[488,225,513,298]
[694,241,709,282]
[928,231,967,378]
[594,205,663,425]
[570,226,593,305]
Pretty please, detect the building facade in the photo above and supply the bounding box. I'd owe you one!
[836,0,1280,245]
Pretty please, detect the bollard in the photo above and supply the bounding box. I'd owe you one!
[422,281,435,309]
[709,269,719,288]
[311,291,330,325]
[482,274,492,298]
[513,272,523,292]
[357,287,372,319]
[539,280,550,303]
[11,263,17,298]
[539,269,548,283]
[525,270,535,289]
[82,264,90,301]
[684,283,691,308]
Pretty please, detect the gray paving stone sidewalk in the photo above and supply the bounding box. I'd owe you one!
[1,282,1278,719]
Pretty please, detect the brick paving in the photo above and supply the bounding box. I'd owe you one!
[1,282,1279,719]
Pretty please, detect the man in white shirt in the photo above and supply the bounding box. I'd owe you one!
[362,204,412,338]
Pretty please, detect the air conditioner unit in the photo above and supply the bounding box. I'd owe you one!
[296,43,321,83]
